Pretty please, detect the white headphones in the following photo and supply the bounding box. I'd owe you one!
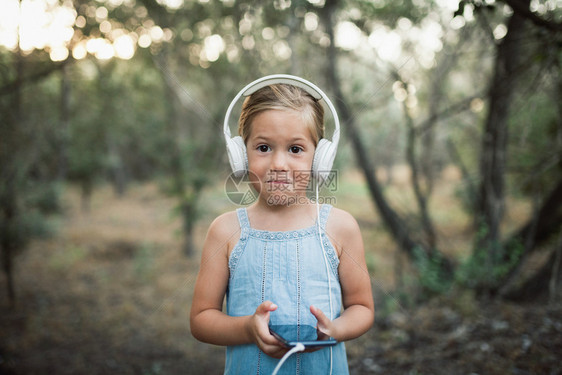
[223,74,340,181]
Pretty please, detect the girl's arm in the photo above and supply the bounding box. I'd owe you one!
[311,208,375,342]
[189,213,288,358]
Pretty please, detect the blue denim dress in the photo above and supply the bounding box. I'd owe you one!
[225,204,349,375]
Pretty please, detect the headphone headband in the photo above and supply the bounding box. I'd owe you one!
[223,74,340,144]
[242,76,322,99]
[223,74,340,180]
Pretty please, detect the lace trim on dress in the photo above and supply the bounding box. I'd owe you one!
[228,205,340,278]
[228,208,250,278]
[318,204,340,278]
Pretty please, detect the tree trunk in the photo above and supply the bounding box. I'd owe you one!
[400,84,437,251]
[474,0,530,289]
[1,190,17,307]
[57,62,70,181]
[1,2,24,306]
[95,61,128,197]
[154,52,198,257]
[495,178,562,296]
[549,233,562,304]
[320,0,455,280]
[107,136,128,197]
[507,179,562,256]
[501,234,562,302]
[321,0,415,253]
[446,139,476,206]
[181,200,196,257]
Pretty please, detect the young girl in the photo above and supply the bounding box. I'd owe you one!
[190,76,374,374]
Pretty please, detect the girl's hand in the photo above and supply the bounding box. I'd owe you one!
[247,301,288,359]
[310,305,337,341]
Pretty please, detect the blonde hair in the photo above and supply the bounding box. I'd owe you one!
[238,84,324,145]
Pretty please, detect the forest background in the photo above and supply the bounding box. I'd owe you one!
[1,0,561,373]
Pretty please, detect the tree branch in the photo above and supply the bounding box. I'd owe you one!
[414,94,484,137]
[502,0,562,32]
[0,60,69,97]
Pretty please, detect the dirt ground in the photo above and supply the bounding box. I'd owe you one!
[350,293,562,375]
[1,181,561,375]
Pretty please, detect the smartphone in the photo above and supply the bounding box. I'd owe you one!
[268,324,337,348]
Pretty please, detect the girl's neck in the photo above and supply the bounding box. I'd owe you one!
[247,198,318,232]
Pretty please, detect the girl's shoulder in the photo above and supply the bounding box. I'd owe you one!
[205,210,241,251]
[326,207,362,254]
[212,209,239,225]
[327,206,360,231]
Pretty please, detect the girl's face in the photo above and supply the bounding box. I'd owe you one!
[246,109,316,206]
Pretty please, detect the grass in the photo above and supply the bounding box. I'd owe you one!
[0,166,533,374]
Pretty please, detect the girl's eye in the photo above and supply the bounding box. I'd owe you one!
[289,146,303,154]
[257,145,271,153]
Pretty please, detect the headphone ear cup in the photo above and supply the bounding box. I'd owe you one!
[226,136,248,177]
[313,139,337,182]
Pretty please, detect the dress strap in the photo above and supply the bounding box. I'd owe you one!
[236,208,250,238]
[229,209,250,275]
[318,204,339,278]
[318,204,333,231]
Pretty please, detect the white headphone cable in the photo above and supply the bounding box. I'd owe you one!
[271,343,306,375]
[316,182,334,375]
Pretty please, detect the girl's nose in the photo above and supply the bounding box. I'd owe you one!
[270,150,288,171]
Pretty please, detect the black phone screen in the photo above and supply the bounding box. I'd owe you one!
[268,324,338,348]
